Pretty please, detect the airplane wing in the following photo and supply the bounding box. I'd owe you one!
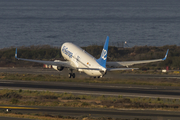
[76,67,139,71]
[106,49,169,67]
[107,68,139,71]
[15,48,71,68]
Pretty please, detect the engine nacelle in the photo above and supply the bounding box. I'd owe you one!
[52,65,64,71]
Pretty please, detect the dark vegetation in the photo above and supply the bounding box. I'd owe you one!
[1,90,180,111]
[0,45,180,69]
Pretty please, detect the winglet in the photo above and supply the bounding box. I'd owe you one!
[15,48,18,59]
[162,49,169,60]
[96,36,109,68]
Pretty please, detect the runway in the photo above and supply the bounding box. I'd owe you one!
[0,105,180,120]
[1,67,180,79]
[0,79,180,99]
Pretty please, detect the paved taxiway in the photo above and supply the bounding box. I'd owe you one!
[0,105,180,120]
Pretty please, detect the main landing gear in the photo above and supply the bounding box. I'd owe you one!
[93,76,102,79]
[68,69,75,78]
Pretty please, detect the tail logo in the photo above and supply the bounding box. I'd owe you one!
[101,49,107,60]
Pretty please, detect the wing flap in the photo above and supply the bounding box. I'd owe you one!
[77,68,100,70]
[16,58,70,66]
[107,59,162,67]
[107,68,139,71]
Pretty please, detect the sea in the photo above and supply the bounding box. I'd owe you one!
[0,0,180,49]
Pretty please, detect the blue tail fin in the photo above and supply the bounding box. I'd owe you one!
[96,36,109,68]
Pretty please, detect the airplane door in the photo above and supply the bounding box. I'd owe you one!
[72,53,80,68]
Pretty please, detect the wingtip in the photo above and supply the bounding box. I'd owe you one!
[15,48,17,59]
[162,49,169,60]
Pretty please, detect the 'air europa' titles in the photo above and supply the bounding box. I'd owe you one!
[62,46,73,58]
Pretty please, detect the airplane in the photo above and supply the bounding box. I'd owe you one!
[15,36,169,78]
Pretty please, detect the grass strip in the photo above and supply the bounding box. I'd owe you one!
[0,112,75,120]
[0,89,180,111]
[0,112,152,120]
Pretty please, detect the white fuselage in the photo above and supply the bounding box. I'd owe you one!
[61,42,106,77]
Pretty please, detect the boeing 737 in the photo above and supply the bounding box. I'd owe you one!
[15,36,169,78]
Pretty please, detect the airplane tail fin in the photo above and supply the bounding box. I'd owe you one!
[96,36,109,68]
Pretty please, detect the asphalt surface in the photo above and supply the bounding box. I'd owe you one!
[0,105,180,120]
[0,79,180,99]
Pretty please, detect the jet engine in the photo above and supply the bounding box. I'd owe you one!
[52,65,64,71]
